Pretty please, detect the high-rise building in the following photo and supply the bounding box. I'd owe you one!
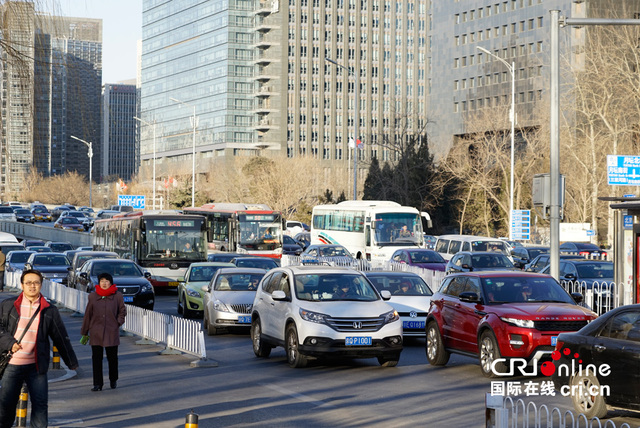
[425,0,640,155]
[102,82,138,180]
[140,0,428,186]
[0,3,102,196]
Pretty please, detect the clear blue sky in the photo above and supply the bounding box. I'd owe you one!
[57,0,142,84]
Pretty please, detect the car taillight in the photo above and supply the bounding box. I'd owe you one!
[554,339,564,351]
[579,251,589,256]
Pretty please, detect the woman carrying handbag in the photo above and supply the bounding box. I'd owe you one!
[80,272,126,391]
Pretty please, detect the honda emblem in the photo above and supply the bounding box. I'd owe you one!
[353,321,362,329]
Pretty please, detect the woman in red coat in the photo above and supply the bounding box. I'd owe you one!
[81,272,126,391]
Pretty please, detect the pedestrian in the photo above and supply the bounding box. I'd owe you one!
[81,272,126,391]
[0,269,79,428]
[0,250,5,292]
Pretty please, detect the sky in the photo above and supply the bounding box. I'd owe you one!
[57,0,142,84]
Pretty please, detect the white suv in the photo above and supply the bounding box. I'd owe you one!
[251,265,403,367]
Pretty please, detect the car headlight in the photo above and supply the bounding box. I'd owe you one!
[186,289,201,298]
[299,308,328,324]
[500,317,535,328]
[214,300,232,312]
[382,310,400,324]
[141,283,153,293]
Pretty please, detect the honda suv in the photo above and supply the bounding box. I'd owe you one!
[425,271,597,377]
[251,265,403,368]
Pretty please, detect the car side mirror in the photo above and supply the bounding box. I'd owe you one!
[380,290,391,300]
[461,263,472,271]
[459,292,481,303]
[570,292,583,304]
[79,272,88,279]
[272,290,288,301]
[178,277,185,282]
[564,273,577,280]
[143,272,152,279]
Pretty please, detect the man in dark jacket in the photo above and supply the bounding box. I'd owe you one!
[0,269,78,428]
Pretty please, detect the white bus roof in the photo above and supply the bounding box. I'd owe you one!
[336,200,402,208]
[196,203,272,211]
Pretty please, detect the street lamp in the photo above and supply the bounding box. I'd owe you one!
[477,46,515,241]
[70,135,93,208]
[325,57,359,200]
[134,116,157,210]
[170,97,198,207]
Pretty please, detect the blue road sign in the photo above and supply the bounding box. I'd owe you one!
[586,230,596,236]
[511,209,530,240]
[607,155,640,186]
[624,215,634,229]
[118,195,145,209]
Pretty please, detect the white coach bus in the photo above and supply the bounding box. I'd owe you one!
[311,201,432,265]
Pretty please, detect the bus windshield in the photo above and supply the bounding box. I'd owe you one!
[238,213,283,250]
[143,219,207,261]
[372,213,423,246]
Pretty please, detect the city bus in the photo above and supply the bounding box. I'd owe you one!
[91,211,207,288]
[311,201,432,265]
[183,203,284,258]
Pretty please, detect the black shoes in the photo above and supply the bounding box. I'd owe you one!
[91,385,102,391]
[110,381,117,389]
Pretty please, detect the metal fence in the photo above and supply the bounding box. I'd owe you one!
[6,270,207,361]
[486,394,633,428]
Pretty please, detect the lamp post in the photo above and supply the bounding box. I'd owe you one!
[70,135,93,208]
[170,97,198,207]
[477,46,515,241]
[325,57,359,200]
[134,116,157,210]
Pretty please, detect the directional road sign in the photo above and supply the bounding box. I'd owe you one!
[607,155,640,186]
[511,209,530,240]
[118,195,145,209]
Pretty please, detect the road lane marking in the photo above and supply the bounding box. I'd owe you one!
[261,383,334,408]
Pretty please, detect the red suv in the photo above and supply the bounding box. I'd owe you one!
[425,271,597,377]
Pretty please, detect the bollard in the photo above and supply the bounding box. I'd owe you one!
[185,409,198,428]
[52,346,60,370]
[15,383,28,427]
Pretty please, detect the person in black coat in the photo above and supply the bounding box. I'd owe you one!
[0,269,78,428]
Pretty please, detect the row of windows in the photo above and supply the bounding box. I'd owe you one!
[453,90,542,113]
[454,42,543,68]
[290,0,425,14]
[291,46,421,63]
[454,0,544,23]
[454,65,542,90]
[455,17,543,44]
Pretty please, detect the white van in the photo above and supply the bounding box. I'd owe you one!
[0,232,19,243]
[434,234,511,261]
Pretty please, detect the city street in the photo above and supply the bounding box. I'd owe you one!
[1,290,637,427]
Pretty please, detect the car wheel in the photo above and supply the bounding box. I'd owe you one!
[203,311,218,336]
[479,331,504,378]
[251,318,271,358]
[377,354,400,367]
[176,295,183,315]
[285,324,307,368]
[425,321,450,366]
[182,295,194,319]
[570,373,608,419]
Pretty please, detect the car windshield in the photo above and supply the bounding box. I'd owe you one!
[366,274,433,296]
[188,266,226,282]
[283,235,297,244]
[527,248,548,259]
[408,251,445,263]
[93,262,141,277]
[234,258,278,270]
[471,254,513,268]
[318,246,351,257]
[33,209,48,214]
[482,276,574,304]
[294,273,379,301]
[61,218,80,224]
[68,212,85,218]
[9,253,32,263]
[471,240,509,255]
[15,209,30,214]
[214,273,265,291]
[575,262,614,279]
[33,255,70,266]
[50,244,72,252]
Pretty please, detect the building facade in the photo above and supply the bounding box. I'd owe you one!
[140,0,428,187]
[0,5,103,196]
[102,82,138,180]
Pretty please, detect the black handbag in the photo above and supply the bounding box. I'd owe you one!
[0,307,41,379]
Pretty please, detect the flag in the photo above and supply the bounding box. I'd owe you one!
[348,138,362,148]
[117,179,127,192]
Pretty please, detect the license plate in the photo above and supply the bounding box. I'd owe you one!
[403,320,425,329]
[551,336,558,346]
[345,336,372,346]
[123,296,134,302]
[51,278,63,283]
[168,281,179,287]
[237,315,251,324]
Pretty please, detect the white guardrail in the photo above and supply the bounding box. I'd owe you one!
[5,270,207,361]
